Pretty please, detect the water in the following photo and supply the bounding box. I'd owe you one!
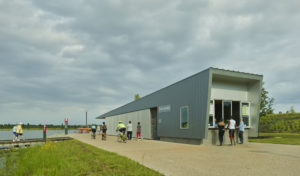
[0,130,75,140]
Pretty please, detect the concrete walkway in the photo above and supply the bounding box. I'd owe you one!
[70,133,300,176]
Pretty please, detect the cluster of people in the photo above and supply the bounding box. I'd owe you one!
[217,117,245,146]
[12,122,24,142]
[117,121,142,140]
[91,120,142,141]
[91,122,107,140]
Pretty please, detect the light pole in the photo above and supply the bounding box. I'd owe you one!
[86,111,88,128]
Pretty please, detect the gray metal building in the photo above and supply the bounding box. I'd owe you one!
[96,67,262,144]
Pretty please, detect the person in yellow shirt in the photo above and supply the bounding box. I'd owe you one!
[16,122,24,141]
[117,121,126,135]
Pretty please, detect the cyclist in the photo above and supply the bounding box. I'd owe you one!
[91,124,97,139]
[116,121,126,142]
[102,122,107,140]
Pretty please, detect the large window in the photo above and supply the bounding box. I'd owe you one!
[180,106,189,129]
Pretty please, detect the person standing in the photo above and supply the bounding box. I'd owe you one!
[97,125,101,135]
[102,122,107,140]
[238,118,245,144]
[217,120,225,146]
[228,117,236,145]
[126,121,133,140]
[136,122,142,140]
[16,122,24,141]
[12,125,17,142]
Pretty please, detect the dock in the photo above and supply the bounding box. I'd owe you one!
[0,137,72,149]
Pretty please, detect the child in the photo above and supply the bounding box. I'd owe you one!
[136,122,142,140]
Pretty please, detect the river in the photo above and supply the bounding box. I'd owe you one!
[0,130,75,140]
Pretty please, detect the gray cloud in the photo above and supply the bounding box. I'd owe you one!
[0,0,300,124]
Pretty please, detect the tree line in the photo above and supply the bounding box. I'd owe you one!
[0,123,82,129]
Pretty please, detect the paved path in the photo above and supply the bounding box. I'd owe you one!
[70,133,300,176]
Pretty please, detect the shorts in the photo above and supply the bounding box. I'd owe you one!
[137,132,141,138]
[119,128,126,134]
[17,133,23,136]
[13,132,17,135]
[92,129,96,133]
[102,129,107,133]
[229,129,235,138]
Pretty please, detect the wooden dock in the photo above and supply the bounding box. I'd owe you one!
[0,137,72,149]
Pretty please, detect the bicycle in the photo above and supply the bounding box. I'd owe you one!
[116,129,127,143]
[91,131,96,139]
[102,131,106,141]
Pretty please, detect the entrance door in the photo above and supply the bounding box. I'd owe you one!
[150,107,159,139]
[232,101,240,126]
[214,100,223,123]
[223,101,231,125]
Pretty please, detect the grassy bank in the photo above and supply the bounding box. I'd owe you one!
[0,140,162,176]
[249,133,300,145]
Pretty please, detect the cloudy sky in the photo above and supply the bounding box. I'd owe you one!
[0,0,299,125]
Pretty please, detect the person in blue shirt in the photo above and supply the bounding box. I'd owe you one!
[238,118,245,144]
[91,124,97,139]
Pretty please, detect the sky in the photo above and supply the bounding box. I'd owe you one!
[0,0,300,125]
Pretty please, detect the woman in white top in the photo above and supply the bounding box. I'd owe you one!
[228,117,236,145]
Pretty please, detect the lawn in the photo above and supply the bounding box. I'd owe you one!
[0,140,162,176]
[249,133,300,145]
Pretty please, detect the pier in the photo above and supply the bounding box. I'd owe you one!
[0,137,72,149]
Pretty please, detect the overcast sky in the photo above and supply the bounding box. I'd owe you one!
[1,0,299,125]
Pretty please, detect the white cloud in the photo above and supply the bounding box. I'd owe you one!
[0,0,300,124]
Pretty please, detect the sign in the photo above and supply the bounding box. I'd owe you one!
[43,125,47,134]
[158,105,171,113]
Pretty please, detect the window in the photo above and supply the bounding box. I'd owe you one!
[180,106,189,129]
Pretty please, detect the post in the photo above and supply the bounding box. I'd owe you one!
[86,111,88,128]
[43,125,47,141]
[65,118,68,135]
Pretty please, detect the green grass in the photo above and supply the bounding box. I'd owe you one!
[0,140,162,176]
[249,133,300,145]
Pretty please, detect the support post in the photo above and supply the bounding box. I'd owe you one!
[86,111,88,127]
[43,125,47,141]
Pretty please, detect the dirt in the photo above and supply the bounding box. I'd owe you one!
[70,133,300,176]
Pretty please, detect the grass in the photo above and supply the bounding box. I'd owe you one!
[249,133,300,145]
[0,140,162,176]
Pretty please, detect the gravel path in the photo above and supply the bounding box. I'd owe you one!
[70,133,300,176]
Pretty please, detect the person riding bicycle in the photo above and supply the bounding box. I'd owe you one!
[91,124,97,139]
[117,121,126,135]
[102,122,107,140]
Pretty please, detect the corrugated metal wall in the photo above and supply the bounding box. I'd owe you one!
[98,69,211,140]
[105,109,152,139]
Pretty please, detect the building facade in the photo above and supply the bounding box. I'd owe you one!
[96,68,262,144]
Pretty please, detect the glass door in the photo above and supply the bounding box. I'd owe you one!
[223,101,231,126]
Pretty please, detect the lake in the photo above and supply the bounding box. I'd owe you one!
[0,130,75,140]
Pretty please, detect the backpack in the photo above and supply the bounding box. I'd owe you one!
[102,124,107,130]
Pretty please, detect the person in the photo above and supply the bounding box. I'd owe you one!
[126,121,133,140]
[238,118,245,144]
[102,122,107,140]
[91,124,97,139]
[136,122,142,140]
[228,117,236,145]
[16,122,24,141]
[97,125,101,135]
[12,125,17,142]
[217,120,225,146]
[117,121,126,136]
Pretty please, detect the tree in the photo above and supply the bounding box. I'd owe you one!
[260,83,274,117]
[134,94,140,100]
[290,106,295,114]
